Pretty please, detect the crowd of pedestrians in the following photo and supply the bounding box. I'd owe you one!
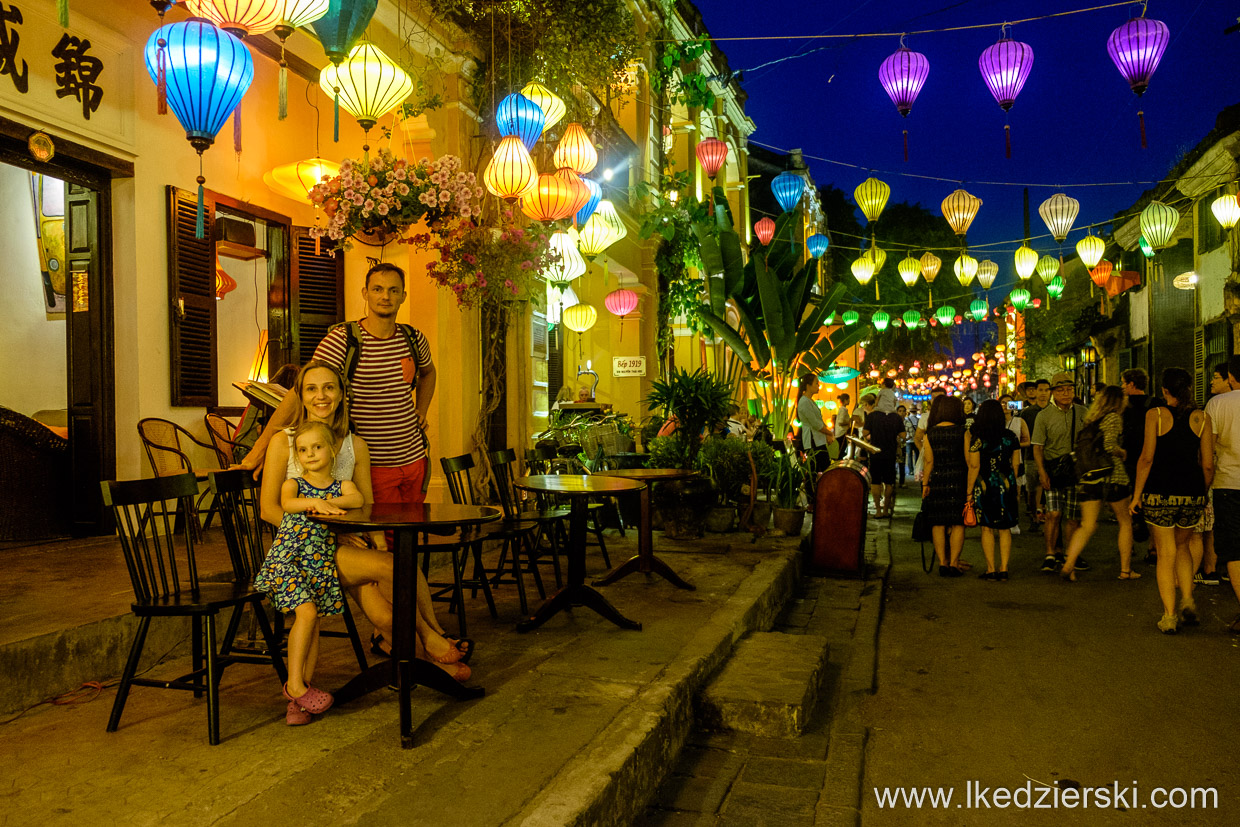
[893,358,1240,636]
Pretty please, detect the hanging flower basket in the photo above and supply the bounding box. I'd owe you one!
[310,150,481,250]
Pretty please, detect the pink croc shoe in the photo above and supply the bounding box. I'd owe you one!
[286,700,312,726]
[283,683,334,714]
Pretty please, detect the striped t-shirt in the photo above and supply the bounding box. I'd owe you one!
[314,322,432,467]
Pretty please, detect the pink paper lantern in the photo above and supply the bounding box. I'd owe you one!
[755,216,776,245]
[695,137,728,179]
[604,287,639,318]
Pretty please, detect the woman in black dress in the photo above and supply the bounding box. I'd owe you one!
[921,395,979,576]
[966,400,1021,580]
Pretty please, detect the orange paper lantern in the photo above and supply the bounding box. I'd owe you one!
[519,173,576,221]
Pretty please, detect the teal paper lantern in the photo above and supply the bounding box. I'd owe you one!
[1010,288,1031,310]
[934,305,955,326]
[144,19,254,238]
[969,299,988,321]
[311,0,379,65]
[873,310,890,331]
[1047,275,1065,299]
[771,172,806,213]
[842,310,860,326]
[807,233,829,259]
[497,93,545,151]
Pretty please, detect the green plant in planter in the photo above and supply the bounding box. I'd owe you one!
[644,368,735,469]
[771,449,809,509]
[696,436,750,506]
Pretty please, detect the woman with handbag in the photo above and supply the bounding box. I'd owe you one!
[1059,386,1137,581]
[1130,368,1215,634]
[966,400,1021,581]
[921,395,979,577]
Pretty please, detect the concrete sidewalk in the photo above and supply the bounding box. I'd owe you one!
[1,528,825,826]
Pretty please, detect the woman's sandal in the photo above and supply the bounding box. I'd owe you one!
[283,682,333,714]
[445,637,475,664]
[1118,570,1142,580]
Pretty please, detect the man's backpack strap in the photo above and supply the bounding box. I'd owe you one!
[330,320,419,389]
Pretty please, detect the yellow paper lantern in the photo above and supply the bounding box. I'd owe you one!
[1140,201,1180,249]
[184,0,283,36]
[851,256,875,286]
[1014,244,1038,280]
[1039,192,1080,242]
[1036,254,1060,283]
[562,302,597,333]
[1076,233,1105,269]
[941,189,982,237]
[976,258,998,289]
[1211,194,1240,230]
[854,177,890,224]
[484,135,539,200]
[543,231,587,285]
[521,82,566,133]
[319,42,414,135]
[919,252,941,283]
[577,200,626,259]
[263,157,341,203]
[897,256,921,287]
[954,253,978,286]
[554,123,598,175]
[865,244,886,273]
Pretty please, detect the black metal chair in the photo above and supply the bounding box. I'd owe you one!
[441,452,545,614]
[208,469,369,673]
[101,473,286,745]
[489,448,567,590]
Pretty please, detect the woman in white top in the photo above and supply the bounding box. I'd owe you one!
[798,375,835,473]
[259,361,472,678]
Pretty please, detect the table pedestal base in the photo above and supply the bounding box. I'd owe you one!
[516,583,642,632]
[593,554,696,590]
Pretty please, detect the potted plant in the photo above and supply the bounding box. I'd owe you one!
[696,436,749,532]
[771,446,809,536]
[644,367,734,539]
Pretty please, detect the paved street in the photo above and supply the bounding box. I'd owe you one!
[857,490,1240,825]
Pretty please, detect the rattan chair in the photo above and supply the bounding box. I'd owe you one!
[203,413,243,469]
[101,473,286,745]
[137,417,222,532]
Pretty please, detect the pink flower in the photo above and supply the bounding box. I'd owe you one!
[377,203,390,215]
[364,199,375,211]
[439,191,452,204]
[520,260,533,270]
[353,195,365,206]
[460,206,472,218]
[397,183,410,196]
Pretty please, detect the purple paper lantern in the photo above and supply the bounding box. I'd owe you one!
[1107,16,1169,149]
[879,46,930,162]
[979,37,1034,158]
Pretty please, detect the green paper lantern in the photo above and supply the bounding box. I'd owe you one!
[873,310,890,331]
[969,298,988,321]
[1047,275,1065,299]
[1139,200,1180,250]
[842,310,860,326]
[1036,255,1059,283]
[1010,288,1031,310]
[1138,235,1155,259]
[934,305,955,326]
[902,310,921,328]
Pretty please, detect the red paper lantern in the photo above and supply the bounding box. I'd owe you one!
[605,288,639,318]
[755,217,776,245]
[1090,260,1114,287]
[695,137,728,179]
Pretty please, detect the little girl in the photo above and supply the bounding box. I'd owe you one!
[254,420,363,725]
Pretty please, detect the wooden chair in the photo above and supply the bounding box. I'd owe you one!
[208,469,369,673]
[100,473,286,745]
[137,417,221,532]
[489,448,566,590]
[441,453,545,615]
[203,413,243,469]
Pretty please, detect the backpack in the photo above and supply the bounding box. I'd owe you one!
[331,320,421,390]
[1073,419,1112,482]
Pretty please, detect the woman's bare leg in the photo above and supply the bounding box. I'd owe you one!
[949,526,965,567]
[932,526,947,566]
[980,528,996,573]
[1152,525,1178,616]
[998,529,1012,572]
[1112,498,1134,572]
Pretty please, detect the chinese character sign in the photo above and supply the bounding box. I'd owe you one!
[0,1,28,94]
[52,33,102,120]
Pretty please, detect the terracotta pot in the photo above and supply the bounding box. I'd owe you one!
[704,505,735,533]
[773,506,806,537]
[745,501,772,531]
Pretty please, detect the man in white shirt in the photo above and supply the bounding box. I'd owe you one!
[833,393,852,460]
[1204,355,1240,631]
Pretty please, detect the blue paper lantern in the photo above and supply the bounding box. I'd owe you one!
[807,233,829,259]
[145,20,254,238]
[771,171,806,213]
[576,177,602,226]
[497,93,545,151]
[311,0,378,64]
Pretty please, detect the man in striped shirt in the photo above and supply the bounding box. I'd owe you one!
[243,263,437,505]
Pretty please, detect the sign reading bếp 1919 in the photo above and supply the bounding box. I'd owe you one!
[613,356,646,377]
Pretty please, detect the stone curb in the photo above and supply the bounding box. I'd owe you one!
[512,550,801,827]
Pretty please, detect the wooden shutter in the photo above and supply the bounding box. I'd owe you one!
[290,227,344,364]
[1193,326,1206,406]
[166,186,217,407]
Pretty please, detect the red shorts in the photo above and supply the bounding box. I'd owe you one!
[370,459,430,548]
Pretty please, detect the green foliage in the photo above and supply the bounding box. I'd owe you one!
[651,33,715,110]
[1021,274,1097,373]
[646,435,689,471]
[696,436,751,505]
[771,450,808,508]
[638,415,665,449]
[645,367,736,468]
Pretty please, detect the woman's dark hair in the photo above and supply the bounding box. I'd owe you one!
[1160,367,1195,410]
[972,399,1006,442]
[270,362,300,388]
[927,394,964,427]
[798,374,818,396]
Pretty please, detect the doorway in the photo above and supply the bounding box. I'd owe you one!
[0,131,116,538]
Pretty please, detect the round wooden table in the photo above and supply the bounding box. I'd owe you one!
[513,475,645,632]
[591,468,699,590]
[312,502,500,749]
